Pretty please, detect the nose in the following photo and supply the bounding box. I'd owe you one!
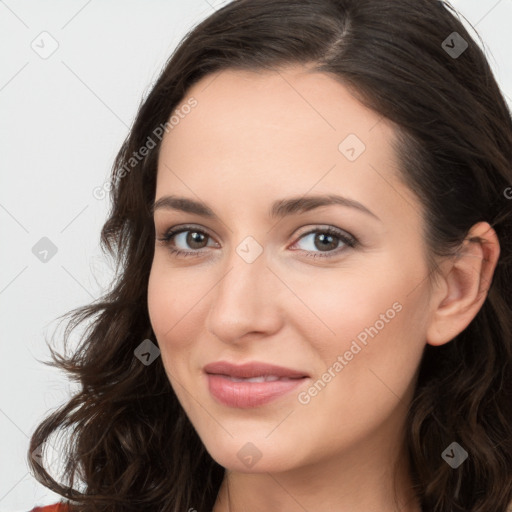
[205,247,284,344]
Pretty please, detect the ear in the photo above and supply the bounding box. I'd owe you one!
[426,221,500,347]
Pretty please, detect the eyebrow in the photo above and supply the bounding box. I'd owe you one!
[152,194,381,222]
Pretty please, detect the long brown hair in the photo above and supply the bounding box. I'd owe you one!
[28,0,512,510]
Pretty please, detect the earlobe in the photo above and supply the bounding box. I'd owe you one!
[426,222,500,347]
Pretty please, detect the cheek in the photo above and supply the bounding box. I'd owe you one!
[147,260,203,408]
[289,268,427,450]
[147,256,203,342]
[147,259,201,382]
[147,264,174,342]
[293,252,429,382]
[287,266,400,348]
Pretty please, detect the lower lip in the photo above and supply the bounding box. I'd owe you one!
[206,374,308,408]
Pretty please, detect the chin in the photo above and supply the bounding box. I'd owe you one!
[200,433,303,474]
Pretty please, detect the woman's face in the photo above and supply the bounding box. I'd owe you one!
[148,65,435,473]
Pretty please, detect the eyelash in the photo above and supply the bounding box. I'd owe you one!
[156,224,358,260]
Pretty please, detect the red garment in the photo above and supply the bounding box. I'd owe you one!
[31,503,69,512]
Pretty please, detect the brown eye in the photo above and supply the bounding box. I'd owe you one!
[291,227,357,259]
[156,226,217,258]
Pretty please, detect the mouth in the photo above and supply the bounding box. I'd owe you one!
[203,361,310,408]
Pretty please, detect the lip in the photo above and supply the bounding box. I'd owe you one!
[203,361,309,379]
[203,361,310,408]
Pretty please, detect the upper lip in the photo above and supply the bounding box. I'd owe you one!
[204,361,309,379]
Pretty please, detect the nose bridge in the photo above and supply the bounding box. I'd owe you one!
[206,239,282,341]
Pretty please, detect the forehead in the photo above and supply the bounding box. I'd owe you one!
[163,65,392,155]
[155,65,417,224]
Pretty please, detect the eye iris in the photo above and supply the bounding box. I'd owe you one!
[315,233,338,251]
[187,231,207,249]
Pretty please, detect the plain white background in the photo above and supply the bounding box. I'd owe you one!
[1,1,511,510]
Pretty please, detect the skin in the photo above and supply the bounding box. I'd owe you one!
[147,64,500,512]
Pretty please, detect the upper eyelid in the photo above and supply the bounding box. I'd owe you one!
[157,223,351,236]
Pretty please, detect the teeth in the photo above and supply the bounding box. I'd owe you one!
[227,375,288,383]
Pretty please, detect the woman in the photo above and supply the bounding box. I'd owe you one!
[28,0,512,511]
